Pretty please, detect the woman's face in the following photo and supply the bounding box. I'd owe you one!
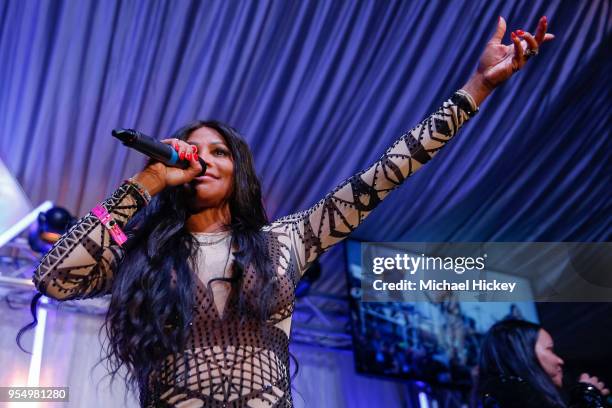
[535,329,564,387]
[185,126,234,208]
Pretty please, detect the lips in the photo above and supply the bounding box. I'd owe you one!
[194,174,219,182]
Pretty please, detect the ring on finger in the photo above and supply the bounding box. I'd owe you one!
[524,47,539,59]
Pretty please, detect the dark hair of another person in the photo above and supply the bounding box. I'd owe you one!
[478,319,566,407]
[101,120,275,396]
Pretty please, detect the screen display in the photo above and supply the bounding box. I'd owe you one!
[345,239,539,387]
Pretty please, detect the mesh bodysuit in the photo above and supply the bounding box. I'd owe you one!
[33,91,478,407]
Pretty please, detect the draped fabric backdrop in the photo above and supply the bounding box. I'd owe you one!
[0,0,610,407]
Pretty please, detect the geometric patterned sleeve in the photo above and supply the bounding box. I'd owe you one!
[32,181,149,300]
[265,90,479,278]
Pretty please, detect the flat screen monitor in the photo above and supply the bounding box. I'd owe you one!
[345,239,539,387]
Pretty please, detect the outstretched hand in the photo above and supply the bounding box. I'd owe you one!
[461,16,555,105]
[478,16,555,88]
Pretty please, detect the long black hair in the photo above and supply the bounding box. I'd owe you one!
[100,120,277,396]
[478,319,566,407]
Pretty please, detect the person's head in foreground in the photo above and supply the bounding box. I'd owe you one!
[478,319,610,408]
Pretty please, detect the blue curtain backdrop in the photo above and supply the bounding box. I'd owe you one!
[0,0,610,406]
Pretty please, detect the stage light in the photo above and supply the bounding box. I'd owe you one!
[0,201,52,249]
[28,207,75,253]
[418,392,430,408]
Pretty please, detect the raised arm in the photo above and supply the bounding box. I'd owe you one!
[33,181,149,300]
[265,15,554,278]
[266,90,478,276]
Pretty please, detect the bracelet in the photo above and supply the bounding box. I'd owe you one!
[125,177,152,204]
[453,89,479,117]
[92,204,128,246]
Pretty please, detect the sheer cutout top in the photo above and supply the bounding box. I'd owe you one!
[33,91,477,407]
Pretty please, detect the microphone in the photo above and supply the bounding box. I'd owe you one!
[112,129,206,176]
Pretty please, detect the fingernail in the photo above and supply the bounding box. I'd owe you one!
[174,143,179,151]
[516,29,525,36]
[187,152,192,160]
[179,151,185,160]
[542,15,547,22]
[511,32,517,40]
[191,145,198,153]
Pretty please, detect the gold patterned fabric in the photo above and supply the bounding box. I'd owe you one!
[33,91,477,407]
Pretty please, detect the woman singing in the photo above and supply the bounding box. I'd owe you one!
[32,17,553,407]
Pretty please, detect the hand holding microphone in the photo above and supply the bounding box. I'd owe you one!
[578,373,610,396]
[112,129,206,197]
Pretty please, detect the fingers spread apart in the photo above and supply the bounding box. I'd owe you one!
[509,15,556,71]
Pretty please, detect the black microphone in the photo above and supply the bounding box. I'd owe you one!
[112,129,206,176]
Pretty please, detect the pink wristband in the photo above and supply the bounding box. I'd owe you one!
[92,204,128,246]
